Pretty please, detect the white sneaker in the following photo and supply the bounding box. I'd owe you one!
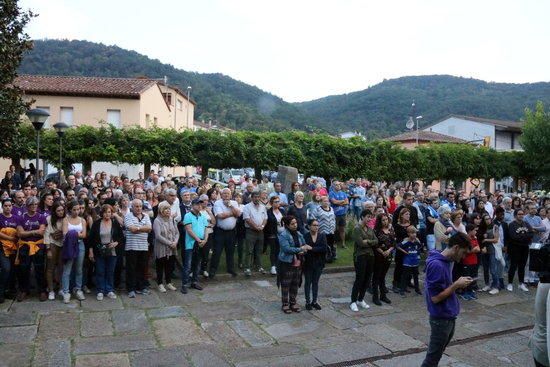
[48,291,55,301]
[96,293,104,301]
[202,270,209,278]
[481,285,492,292]
[349,302,359,312]
[270,266,277,275]
[158,284,167,293]
[106,292,117,299]
[357,300,370,309]
[489,288,500,295]
[76,290,86,301]
[83,285,91,294]
[244,269,252,277]
[258,267,266,274]
[506,284,514,292]
[63,292,71,304]
[58,290,64,297]
[519,283,529,292]
[166,283,177,291]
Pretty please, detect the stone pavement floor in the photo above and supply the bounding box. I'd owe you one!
[0,271,538,367]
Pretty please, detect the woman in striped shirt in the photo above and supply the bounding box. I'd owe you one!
[315,196,336,262]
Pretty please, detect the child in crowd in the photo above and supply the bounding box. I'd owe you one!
[398,225,422,296]
[461,223,480,300]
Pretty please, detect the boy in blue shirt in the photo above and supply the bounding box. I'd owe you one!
[398,225,422,296]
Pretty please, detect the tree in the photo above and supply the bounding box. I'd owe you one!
[0,0,35,166]
[521,101,550,187]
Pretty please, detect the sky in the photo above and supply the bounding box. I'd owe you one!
[19,0,550,102]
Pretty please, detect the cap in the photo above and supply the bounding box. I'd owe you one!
[191,198,201,205]
[199,194,209,202]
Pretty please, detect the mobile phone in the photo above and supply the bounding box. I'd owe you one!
[469,277,479,281]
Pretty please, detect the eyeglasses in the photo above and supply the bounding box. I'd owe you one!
[310,224,319,227]
[273,201,280,203]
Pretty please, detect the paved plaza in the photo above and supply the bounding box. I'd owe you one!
[0,271,538,367]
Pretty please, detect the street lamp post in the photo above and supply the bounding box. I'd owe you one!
[416,115,423,146]
[53,122,69,181]
[26,108,50,176]
[186,86,192,128]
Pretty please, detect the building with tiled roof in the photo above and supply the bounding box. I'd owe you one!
[385,130,467,146]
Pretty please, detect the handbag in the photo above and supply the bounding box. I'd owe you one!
[291,254,301,267]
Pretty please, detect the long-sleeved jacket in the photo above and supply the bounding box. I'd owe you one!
[88,218,124,257]
[353,224,378,259]
[278,228,305,263]
[508,220,533,247]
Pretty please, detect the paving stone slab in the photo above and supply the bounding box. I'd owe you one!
[201,289,258,303]
[159,290,202,306]
[76,353,130,367]
[463,316,532,334]
[147,306,188,319]
[0,343,32,367]
[121,292,165,309]
[355,323,425,352]
[227,319,274,347]
[80,311,114,337]
[252,280,272,287]
[185,346,232,367]
[476,333,531,356]
[79,296,124,311]
[9,299,79,314]
[37,312,79,339]
[153,317,213,347]
[311,340,390,364]
[229,344,304,363]
[112,309,149,334]
[445,343,520,367]
[235,353,322,367]
[0,324,37,343]
[130,346,191,367]
[32,338,71,367]
[312,307,360,330]
[188,301,256,321]
[201,321,248,349]
[0,311,37,327]
[474,293,524,307]
[329,297,351,304]
[372,352,463,367]
[74,334,156,354]
[263,319,322,339]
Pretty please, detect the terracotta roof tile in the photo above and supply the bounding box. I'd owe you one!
[15,74,157,99]
[385,130,467,143]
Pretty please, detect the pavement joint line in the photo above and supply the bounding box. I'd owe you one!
[321,324,534,367]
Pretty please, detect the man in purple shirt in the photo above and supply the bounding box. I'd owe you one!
[422,232,473,367]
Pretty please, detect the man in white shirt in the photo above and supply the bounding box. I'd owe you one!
[242,191,267,277]
[162,188,181,223]
[210,188,241,279]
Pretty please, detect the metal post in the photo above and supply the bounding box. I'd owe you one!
[186,86,191,129]
[59,135,63,182]
[416,117,419,146]
[36,131,40,176]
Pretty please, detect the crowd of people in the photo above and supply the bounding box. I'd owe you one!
[0,165,548,365]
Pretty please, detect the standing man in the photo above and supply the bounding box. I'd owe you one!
[124,199,152,298]
[421,233,474,367]
[392,192,419,228]
[329,181,349,249]
[242,191,267,277]
[210,189,240,279]
[181,199,208,294]
[269,182,288,207]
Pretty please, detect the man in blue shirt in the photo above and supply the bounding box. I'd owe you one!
[268,182,288,207]
[329,181,349,250]
[422,233,473,367]
[181,199,208,294]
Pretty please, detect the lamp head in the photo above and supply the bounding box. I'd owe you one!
[26,108,50,131]
[53,122,70,137]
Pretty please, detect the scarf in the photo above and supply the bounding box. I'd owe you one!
[439,216,452,228]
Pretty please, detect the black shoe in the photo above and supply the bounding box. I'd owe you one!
[405,288,411,293]
[372,298,382,306]
[305,303,313,311]
[191,283,203,291]
[228,271,237,278]
[380,296,392,304]
[415,289,422,295]
[311,302,322,310]
[180,286,188,294]
[392,286,400,294]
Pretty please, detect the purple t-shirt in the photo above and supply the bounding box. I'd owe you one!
[11,205,26,217]
[39,209,51,220]
[17,213,47,244]
[0,213,20,230]
[424,250,460,320]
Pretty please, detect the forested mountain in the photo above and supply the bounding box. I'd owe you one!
[19,40,550,137]
[297,75,550,137]
[19,39,314,131]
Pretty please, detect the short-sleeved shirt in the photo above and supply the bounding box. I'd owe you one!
[242,202,267,229]
[268,191,288,206]
[0,213,19,229]
[399,240,421,267]
[329,190,348,217]
[213,199,239,230]
[11,205,25,217]
[124,212,151,251]
[17,212,47,243]
[183,211,208,250]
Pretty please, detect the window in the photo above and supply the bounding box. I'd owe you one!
[36,106,50,128]
[107,109,121,128]
[60,107,73,124]
[162,93,172,105]
[176,99,183,111]
[153,117,158,125]
[145,114,151,128]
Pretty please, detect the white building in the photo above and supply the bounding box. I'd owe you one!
[423,115,523,151]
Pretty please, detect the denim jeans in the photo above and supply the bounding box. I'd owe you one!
[304,264,323,304]
[181,247,200,288]
[62,240,85,293]
[0,248,10,296]
[426,234,436,251]
[421,317,456,367]
[490,253,504,289]
[95,255,117,294]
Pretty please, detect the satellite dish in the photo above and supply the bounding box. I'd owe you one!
[406,117,414,130]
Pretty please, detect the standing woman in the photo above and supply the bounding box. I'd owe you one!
[277,215,311,313]
[507,209,533,292]
[350,209,377,312]
[373,213,394,305]
[315,196,336,262]
[0,199,19,303]
[303,219,327,310]
[450,211,466,234]
[152,201,179,293]
[44,202,65,300]
[392,208,411,293]
[88,204,123,300]
[434,206,453,250]
[287,182,300,206]
[306,193,322,221]
[16,196,47,301]
[61,200,87,303]
[265,196,284,275]
[39,192,54,219]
